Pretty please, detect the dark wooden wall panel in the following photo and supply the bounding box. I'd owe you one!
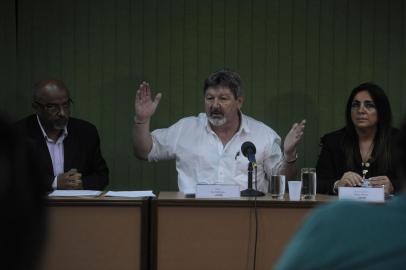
[3,0,405,191]
[0,0,17,118]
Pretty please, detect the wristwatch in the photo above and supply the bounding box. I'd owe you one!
[285,153,298,164]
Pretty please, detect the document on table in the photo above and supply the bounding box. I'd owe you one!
[104,191,156,198]
[48,190,103,197]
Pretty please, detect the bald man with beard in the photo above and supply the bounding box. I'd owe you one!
[14,79,109,191]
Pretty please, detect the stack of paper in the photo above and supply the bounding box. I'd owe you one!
[48,190,103,197]
[104,191,155,198]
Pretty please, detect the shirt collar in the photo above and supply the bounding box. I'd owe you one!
[239,112,250,134]
[36,114,68,142]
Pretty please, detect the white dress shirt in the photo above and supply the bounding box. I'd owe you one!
[36,115,68,189]
[148,112,283,193]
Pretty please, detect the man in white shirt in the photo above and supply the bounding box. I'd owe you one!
[132,69,305,193]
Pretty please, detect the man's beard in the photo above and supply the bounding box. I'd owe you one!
[207,110,227,126]
[208,117,226,126]
[53,117,68,130]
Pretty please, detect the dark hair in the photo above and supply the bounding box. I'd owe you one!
[203,69,242,99]
[343,82,393,172]
[394,117,406,192]
[396,118,406,184]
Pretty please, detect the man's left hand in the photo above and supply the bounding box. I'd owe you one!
[283,120,306,159]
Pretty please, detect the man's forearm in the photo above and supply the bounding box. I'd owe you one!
[132,117,153,160]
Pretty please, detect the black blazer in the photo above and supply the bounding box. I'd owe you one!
[14,115,109,191]
[316,127,400,195]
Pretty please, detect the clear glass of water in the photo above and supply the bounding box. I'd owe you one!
[301,168,317,200]
[269,175,285,199]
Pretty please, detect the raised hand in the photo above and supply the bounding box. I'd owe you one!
[283,120,306,158]
[134,81,162,122]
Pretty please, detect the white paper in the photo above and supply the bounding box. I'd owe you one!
[104,191,155,198]
[338,187,384,202]
[196,184,240,198]
[48,190,102,197]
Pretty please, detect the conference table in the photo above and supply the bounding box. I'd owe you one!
[151,192,335,270]
[42,196,150,270]
[43,192,335,270]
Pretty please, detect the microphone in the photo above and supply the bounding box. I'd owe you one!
[240,141,264,197]
[241,141,256,164]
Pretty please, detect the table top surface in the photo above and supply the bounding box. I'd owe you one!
[156,192,337,207]
[46,193,148,206]
[46,191,337,207]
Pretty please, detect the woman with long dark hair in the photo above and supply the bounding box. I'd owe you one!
[316,82,399,195]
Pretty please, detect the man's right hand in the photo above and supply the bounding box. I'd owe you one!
[57,169,83,190]
[134,81,162,123]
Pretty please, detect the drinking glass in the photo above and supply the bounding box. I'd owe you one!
[269,175,285,199]
[301,168,317,200]
[288,181,302,201]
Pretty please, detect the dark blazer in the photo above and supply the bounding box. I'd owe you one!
[14,114,109,191]
[316,127,400,195]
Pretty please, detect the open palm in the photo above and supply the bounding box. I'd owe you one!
[135,81,162,122]
[284,120,306,155]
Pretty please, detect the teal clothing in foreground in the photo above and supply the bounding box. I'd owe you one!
[275,195,406,270]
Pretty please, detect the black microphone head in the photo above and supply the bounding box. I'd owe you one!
[241,141,256,157]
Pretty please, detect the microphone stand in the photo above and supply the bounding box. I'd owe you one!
[241,162,265,197]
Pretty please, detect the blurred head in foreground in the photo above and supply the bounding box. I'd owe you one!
[0,115,47,270]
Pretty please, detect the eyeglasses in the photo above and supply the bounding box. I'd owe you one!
[351,100,376,112]
[35,98,73,114]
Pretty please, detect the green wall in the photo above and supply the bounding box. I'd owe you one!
[2,0,406,191]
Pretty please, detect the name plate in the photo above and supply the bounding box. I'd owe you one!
[196,184,240,199]
[338,187,384,202]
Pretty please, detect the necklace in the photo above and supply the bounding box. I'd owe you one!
[360,142,374,179]
[361,160,370,168]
